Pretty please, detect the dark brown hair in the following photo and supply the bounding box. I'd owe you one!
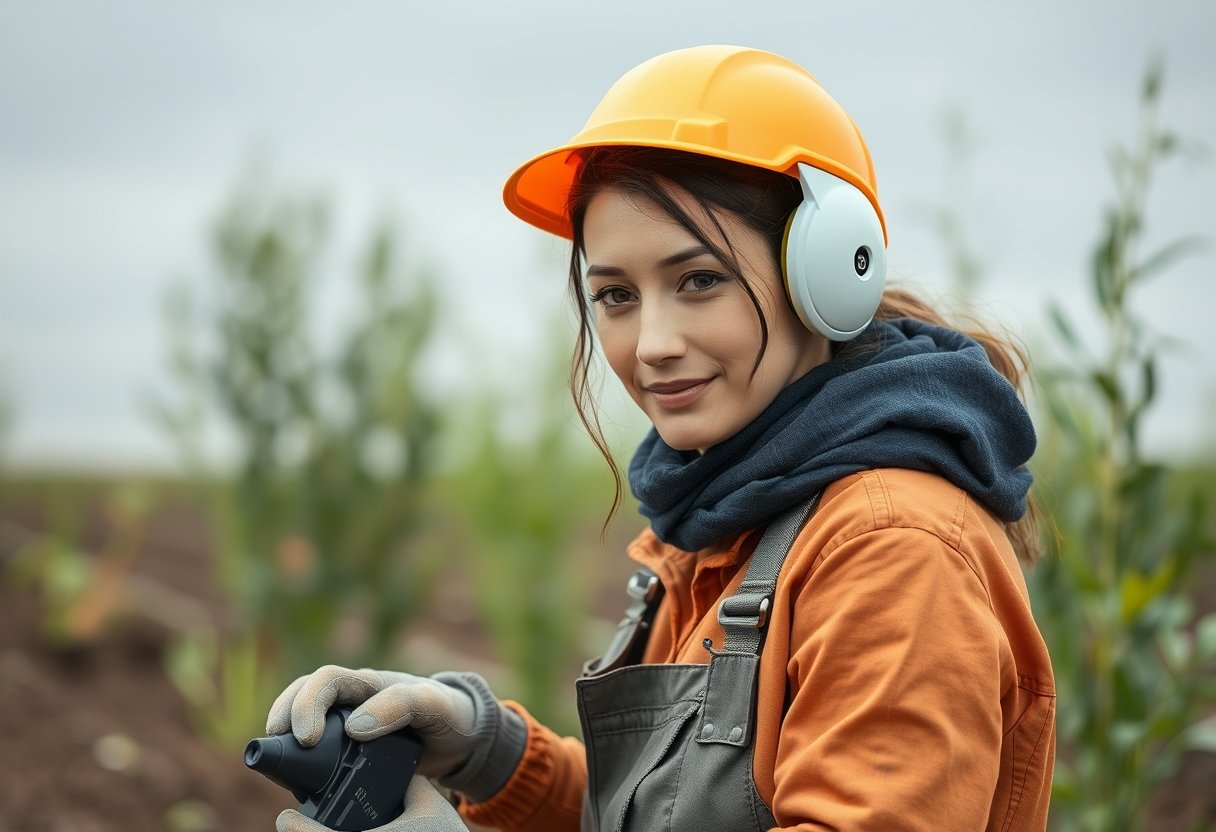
[564,146,1043,563]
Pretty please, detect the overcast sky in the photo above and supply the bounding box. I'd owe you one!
[2,0,1214,470]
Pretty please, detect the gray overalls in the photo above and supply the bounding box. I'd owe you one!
[576,498,818,832]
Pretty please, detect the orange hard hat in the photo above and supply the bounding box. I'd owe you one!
[503,44,886,243]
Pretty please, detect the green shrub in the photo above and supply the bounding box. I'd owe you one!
[1027,57,1216,830]
[155,177,444,747]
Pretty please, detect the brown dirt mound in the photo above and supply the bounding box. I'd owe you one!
[0,580,287,832]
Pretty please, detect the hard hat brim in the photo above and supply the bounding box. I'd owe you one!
[503,139,887,243]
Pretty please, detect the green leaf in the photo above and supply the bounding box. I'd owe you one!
[1092,212,1120,314]
[1047,301,1082,352]
[1091,369,1121,406]
[1141,55,1164,104]
[165,628,219,713]
[1120,566,1174,622]
[1139,354,1156,410]
[1132,235,1208,284]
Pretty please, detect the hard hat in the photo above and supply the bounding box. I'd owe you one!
[502,44,887,245]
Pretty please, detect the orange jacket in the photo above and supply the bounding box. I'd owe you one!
[463,468,1056,831]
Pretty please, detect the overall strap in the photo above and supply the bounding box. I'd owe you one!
[697,493,821,748]
[582,493,820,679]
[717,493,821,655]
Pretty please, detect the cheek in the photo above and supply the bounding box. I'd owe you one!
[595,316,638,388]
[715,297,766,367]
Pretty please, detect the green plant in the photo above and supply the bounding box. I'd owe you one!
[165,623,283,752]
[443,321,613,733]
[4,482,93,646]
[4,480,155,647]
[155,175,445,747]
[1027,56,1216,830]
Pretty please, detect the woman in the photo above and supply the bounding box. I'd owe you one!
[268,45,1055,832]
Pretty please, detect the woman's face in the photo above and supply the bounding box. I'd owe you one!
[583,186,830,452]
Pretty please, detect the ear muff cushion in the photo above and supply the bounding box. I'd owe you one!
[783,163,887,341]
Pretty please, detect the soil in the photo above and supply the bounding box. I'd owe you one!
[0,581,285,832]
[1,481,1213,831]
[0,483,287,832]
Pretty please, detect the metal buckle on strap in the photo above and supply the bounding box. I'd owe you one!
[717,591,772,630]
[627,571,660,604]
[583,569,663,677]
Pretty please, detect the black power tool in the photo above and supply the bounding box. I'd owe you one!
[245,707,424,831]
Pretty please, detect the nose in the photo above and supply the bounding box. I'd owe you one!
[635,300,686,366]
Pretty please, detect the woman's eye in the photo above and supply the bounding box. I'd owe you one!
[681,272,725,293]
[588,287,634,307]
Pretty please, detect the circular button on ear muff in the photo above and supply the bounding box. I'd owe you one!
[854,246,871,277]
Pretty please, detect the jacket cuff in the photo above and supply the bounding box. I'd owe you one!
[459,701,558,828]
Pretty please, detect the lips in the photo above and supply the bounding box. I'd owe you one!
[644,378,712,409]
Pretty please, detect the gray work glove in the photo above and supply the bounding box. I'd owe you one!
[276,776,467,832]
[265,665,527,803]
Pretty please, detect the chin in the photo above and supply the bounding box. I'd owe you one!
[654,424,722,454]
[655,430,693,451]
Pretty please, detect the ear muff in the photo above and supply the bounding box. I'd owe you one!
[782,163,887,341]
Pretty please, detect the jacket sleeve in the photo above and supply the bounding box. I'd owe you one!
[772,526,1008,831]
[458,700,586,832]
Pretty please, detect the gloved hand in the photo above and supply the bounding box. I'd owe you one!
[265,665,526,802]
[275,776,468,832]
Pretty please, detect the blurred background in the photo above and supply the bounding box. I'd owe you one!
[1,1,1213,830]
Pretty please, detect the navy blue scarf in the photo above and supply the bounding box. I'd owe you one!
[628,318,1036,551]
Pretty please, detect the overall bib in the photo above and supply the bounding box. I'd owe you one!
[576,499,818,832]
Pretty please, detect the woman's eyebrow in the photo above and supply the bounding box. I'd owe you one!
[658,244,713,268]
[586,245,714,278]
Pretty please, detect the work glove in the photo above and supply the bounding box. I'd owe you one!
[265,665,527,803]
[275,776,468,832]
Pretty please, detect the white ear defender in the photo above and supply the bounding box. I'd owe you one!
[782,163,887,342]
